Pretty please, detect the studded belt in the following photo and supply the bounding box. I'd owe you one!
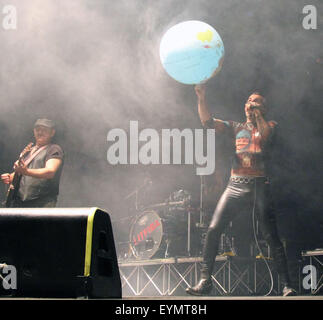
[230,176,269,184]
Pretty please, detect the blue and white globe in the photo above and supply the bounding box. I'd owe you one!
[160,20,225,85]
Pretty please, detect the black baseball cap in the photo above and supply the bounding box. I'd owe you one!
[34,118,55,129]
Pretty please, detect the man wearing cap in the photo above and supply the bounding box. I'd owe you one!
[1,118,64,207]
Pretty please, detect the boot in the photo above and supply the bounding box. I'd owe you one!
[186,263,213,296]
[282,286,297,297]
[280,272,298,297]
[270,244,298,297]
[186,278,213,296]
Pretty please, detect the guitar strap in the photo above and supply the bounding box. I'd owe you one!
[3,145,49,207]
[23,145,49,166]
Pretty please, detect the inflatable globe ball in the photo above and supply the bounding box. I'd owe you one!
[160,20,225,85]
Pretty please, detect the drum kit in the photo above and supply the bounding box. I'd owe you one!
[115,176,257,261]
[118,177,211,261]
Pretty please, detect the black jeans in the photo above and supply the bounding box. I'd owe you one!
[202,177,290,286]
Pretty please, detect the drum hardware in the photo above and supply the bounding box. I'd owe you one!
[141,189,197,257]
[125,180,217,260]
[129,209,169,259]
[218,221,237,256]
[116,241,133,260]
[168,189,195,257]
[111,215,137,224]
[187,207,192,256]
[124,177,152,211]
[124,171,245,260]
[128,200,201,260]
[143,200,189,210]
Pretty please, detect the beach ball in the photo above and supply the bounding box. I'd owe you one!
[160,20,225,85]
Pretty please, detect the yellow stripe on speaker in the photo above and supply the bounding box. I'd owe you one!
[84,208,97,276]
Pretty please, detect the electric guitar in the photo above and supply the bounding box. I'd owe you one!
[5,142,33,207]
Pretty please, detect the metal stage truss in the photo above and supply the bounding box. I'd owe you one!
[118,255,280,297]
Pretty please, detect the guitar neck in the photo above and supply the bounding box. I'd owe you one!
[4,142,33,207]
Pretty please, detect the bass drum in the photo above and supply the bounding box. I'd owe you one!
[129,209,188,260]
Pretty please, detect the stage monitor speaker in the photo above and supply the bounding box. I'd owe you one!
[0,207,122,298]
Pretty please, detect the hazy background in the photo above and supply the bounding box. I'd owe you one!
[0,0,322,253]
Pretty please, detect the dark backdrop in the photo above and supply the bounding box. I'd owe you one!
[0,0,322,250]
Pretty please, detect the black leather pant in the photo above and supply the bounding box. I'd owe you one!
[201,177,291,286]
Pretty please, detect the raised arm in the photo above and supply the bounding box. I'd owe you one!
[195,84,227,132]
